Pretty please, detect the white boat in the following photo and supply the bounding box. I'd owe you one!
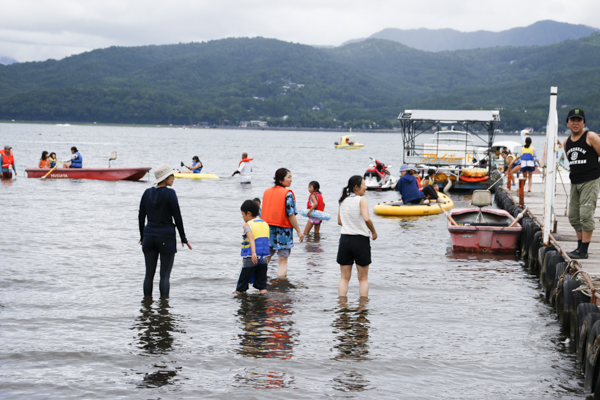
[421,130,489,166]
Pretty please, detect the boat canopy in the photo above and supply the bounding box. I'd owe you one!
[398,110,500,123]
[397,109,501,168]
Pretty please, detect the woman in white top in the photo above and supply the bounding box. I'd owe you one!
[337,175,378,297]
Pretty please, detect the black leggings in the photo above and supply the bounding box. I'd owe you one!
[143,250,175,297]
[422,185,438,200]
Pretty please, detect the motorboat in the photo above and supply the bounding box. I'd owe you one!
[421,130,488,167]
[26,167,151,181]
[364,158,397,190]
[335,135,364,150]
[447,190,522,252]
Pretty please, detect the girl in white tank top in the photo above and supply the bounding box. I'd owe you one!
[337,176,377,297]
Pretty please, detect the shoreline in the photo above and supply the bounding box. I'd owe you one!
[0,120,555,135]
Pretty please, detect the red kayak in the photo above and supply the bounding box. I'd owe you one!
[25,167,151,181]
[459,175,489,183]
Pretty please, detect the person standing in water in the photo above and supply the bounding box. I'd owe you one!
[337,175,377,297]
[232,152,253,184]
[261,168,304,278]
[563,108,600,259]
[139,164,192,297]
[0,145,16,179]
[304,181,325,235]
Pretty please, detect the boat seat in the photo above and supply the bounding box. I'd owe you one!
[465,222,510,227]
[471,190,492,207]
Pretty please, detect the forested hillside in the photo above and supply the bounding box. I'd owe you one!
[1,34,599,131]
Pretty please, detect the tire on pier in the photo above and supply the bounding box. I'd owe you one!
[519,220,534,260]
[585,320,600,392]
[577,304,600,365]
[537,246,553,280]
[527,230,543,273]
[544,252,564,303]
[560,274,581,331]
[572,290,592,339]
[553,262,568,312]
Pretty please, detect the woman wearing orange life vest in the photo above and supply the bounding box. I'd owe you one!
[261,168,304,278]
[39,151,50,168]
[0,145,16,179]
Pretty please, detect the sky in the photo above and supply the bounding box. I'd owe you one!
[1,0,599,63]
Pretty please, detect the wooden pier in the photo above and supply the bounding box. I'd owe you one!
[506,179,600,272]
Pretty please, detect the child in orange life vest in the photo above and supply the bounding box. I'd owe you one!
[237,200,270,294]
[304,181,325,235]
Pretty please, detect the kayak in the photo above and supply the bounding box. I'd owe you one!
[173,172,218,180]
[373,193,454,216]
[300,209,331,221]
[25,167,151,181]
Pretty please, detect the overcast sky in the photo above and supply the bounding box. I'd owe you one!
[1,0,599,62]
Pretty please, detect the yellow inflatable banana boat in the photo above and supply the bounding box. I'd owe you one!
[373,193,454,216]
[173,172,219,180]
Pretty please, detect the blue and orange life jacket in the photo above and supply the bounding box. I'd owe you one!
[241,218,271,260]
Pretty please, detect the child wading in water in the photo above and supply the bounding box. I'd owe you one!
[304,181,326,235]
[236,200,270,294]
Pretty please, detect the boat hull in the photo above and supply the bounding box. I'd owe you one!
[334,144,364,150]
[448,208,521,253]
[26,167,151,181]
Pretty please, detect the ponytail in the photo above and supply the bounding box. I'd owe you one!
[339,175,363,204]
[524,137,532,149]
[309,180,320,193]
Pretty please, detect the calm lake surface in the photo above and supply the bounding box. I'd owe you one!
[0,123,585,399]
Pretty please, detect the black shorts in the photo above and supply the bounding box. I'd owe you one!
[336,234,371,266]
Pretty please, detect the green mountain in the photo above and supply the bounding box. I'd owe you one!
[1,35,600,131]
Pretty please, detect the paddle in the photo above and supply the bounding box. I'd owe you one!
[438,203,458,226]
[41,161,62,179]
[508,206,527,228]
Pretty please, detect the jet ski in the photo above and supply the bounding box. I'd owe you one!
[363,158,397,191]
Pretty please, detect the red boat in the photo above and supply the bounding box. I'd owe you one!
[447,190,522,253]
[25,167,151,181]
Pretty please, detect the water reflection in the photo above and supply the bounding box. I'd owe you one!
[332,297,370,361]
[332,370,371,393]
[235,293,295,360]
[132,298,183,388]
[332,297,371,393]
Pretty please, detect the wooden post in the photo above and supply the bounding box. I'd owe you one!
[519,178,526,207]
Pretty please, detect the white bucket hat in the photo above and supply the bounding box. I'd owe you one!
[399,164,410,172]
[154,164,176,184]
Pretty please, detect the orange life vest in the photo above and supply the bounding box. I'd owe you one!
[39,159,50,168]
[262,186,296,228]
[416,176,422,190]
[0,150,14,169]
[238,158,253,167]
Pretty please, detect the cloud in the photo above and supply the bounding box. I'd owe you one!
[0,0,599,62]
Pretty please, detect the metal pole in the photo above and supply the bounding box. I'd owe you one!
[543,87,559,245]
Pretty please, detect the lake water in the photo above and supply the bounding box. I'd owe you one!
[0,123,585,399]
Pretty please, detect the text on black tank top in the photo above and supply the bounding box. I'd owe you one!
[565,131,600,184]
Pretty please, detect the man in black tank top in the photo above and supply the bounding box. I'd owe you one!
[563,108,600,259]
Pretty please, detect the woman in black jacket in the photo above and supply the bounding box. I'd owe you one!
[139,164,192,297]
